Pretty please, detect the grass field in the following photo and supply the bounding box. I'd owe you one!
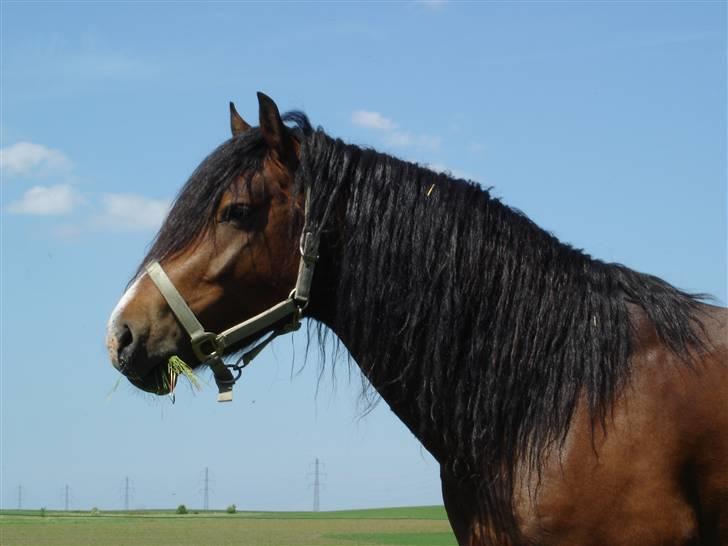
[0,506,457,546]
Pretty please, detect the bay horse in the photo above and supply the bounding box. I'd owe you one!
[106,93,727,545]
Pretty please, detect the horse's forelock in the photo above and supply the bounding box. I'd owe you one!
[137,112,313,278]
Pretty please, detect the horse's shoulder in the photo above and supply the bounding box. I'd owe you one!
[514,306,728,545]
[514,394,701,545]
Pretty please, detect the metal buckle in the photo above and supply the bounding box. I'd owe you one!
[191,331,222,362]
[299,231,319,263]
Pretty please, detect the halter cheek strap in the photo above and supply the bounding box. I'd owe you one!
[144,188,320,402]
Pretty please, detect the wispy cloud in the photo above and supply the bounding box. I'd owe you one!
[352,110,398,131]
[414,0,447,9]
[0,142,72,178]
[384,131,442,151]
[63,51,157,80]
[351,110,441,151]
[6,184,84,215]
[94,193,171,232]
[6,33,157,85]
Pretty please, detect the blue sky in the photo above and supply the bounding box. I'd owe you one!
[1,1,725,511]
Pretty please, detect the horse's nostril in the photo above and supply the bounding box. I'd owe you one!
[117,323,136,367]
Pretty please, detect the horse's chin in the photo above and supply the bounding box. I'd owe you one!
[125,357,192,396]
[122,343,202,395]
[126,363,172,395]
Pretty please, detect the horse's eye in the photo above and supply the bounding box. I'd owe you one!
[219,203,254,229]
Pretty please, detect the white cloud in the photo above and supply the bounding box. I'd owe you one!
[6,184,84,215]
[416,134,442,150]
[2,141,171,235]
[384,131,441,151]
[351,110,441,151]
[414,0,447,9]
[0,142,72,178]
[382,131,412,147]
[351,110,398,131]
[96,193,170,231]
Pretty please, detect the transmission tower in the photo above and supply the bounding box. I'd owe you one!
[117,476,135,510]
[64,484,70,511]
[124,477,130,511]
[17,485,22,510]
[313,459,320,512]
[198,467,214,510]
[308,458,326,512]
[204,467,209,510]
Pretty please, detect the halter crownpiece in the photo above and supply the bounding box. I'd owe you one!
[145,188,319,402]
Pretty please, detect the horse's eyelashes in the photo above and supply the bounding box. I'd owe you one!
[219,203,254,228]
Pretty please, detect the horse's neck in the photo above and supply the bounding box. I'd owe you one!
[322,315,445,457]
[307,257,447,461]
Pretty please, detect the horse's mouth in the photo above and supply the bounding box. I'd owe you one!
[123,364,170,395]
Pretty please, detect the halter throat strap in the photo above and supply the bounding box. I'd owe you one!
[145,186,320,402]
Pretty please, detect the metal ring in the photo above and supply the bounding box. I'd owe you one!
[224,365,243,382]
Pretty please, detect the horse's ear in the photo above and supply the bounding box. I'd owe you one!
[257,92,296,165]
[229,102,251,136]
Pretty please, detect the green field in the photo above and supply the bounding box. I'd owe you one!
[0,506,457,546]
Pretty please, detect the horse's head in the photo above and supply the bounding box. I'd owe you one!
[106,93,306,395]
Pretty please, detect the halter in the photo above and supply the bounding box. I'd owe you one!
[145,188,319,402]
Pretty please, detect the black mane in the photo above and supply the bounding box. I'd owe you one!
[295,126,707,537]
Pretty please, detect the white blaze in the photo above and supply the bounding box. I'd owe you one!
[106,274,144,366]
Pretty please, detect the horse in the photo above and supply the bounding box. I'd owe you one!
[106,93,727,545]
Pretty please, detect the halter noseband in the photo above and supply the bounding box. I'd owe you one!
[145,189,319,402]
